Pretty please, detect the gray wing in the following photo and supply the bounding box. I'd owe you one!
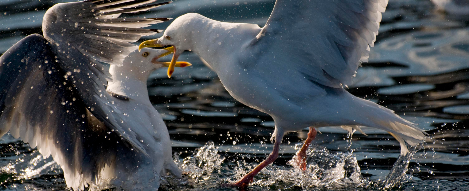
[0,35,146,186]
[37,0,172,153]
[43,0,170,64]
[257,0,388,88]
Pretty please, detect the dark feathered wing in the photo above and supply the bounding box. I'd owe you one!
[0,1,173,188]
[258,0,388,88]
[0,35,146,188]
[42,0,170,64]
[31,0,172,153]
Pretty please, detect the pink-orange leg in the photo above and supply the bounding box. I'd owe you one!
[294,127,317,171]
[231,139,281,188]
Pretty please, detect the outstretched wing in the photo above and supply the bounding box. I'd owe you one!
[37,0,172,153]
[1,0,172,158]
[257,0,388,88]
[43,0,170,64]
[0,35,147,189]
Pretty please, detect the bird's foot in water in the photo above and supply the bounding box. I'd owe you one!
[222,174,254,189]
[291,127,317,171]
[223,136,281,189]
[292,151,308,171]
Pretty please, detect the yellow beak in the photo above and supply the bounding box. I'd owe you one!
[158,46,191,72]
[158,46,174,58]
[139,39,183,78]
[161,61,191,68]
[139,39,162,51]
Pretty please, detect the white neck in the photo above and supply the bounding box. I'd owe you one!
[106,65,152,103]
[184,16,262,72]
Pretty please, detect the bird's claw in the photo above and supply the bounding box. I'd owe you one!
[292,152,308,171]
[221,174,254,189]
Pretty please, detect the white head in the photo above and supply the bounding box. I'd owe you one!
[110,47,191,82]
[158,13,207,52]
[138,13,207,78]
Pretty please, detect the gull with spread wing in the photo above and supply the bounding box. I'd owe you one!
[139,0,429,188]
[0,0,190,190]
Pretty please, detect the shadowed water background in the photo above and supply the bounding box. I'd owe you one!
[1,0,469,190]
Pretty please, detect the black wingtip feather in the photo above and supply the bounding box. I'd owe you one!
[150,18,171,21]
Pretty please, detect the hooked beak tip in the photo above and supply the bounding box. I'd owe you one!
[167,71,173,78]
[138,39,162,51]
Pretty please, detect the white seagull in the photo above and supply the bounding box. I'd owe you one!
[139,0,428,188]
[0,0,190,190]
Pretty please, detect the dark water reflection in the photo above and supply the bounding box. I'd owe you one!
[1,0,469,190]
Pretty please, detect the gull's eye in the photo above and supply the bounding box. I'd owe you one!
[165,35,171,40]
[142,52,149,57]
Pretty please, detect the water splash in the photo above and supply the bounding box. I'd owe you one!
[380,146,419,189]
[161,141,226,189]
[247,132,368,189]
[179,141,225,181]
[164,141,420,190]
[248,145,367,190]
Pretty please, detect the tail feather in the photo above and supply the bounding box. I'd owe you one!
[381,121,427,155]
[355,98,428,155]
[390,132,410,155]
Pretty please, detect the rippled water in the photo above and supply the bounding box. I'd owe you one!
[1,0,469,190]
